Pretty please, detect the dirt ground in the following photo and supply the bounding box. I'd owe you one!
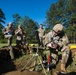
[0,46,44,75]
[0,46,76,75]
[0,56,43,75]
[3,70,43,75]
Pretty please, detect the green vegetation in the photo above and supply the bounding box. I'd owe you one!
[0,43,16,48]
[0,0,76,43]
[46,0,76,43]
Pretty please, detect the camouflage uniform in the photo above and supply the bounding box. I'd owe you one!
[45,31,59,65]
[2,23,14,46]
[15,29,23,47]
[37,25,45,47]
[45,24,70,72]
[2,22,14,60]
[22,31,26,45]
[15,25,26,54]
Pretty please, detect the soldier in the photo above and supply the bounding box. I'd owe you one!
[22,31,26,46]
[15,25,24,47]
[45,24,70,73]
[15,25,26,54]
[2,22,14,46]
[37,24,45,47]
[2,22,14,60]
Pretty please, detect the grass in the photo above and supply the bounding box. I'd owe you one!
[0,43,76,49]
[0,43,16,48]
[0,43,75,74]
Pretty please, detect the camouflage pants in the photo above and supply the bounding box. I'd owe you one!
[51,53,58,65]
[9,46,14,60]
[39,37,44,47]
[61,46,70,64]
[60,45,70,72]
[51,45,70,65]
[5,35,12,46]
[43,49,58,65]
[5,35,14,59]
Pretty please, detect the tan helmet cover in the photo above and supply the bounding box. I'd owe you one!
[53,24,63,32]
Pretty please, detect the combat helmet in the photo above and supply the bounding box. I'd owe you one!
[53,24,63,33]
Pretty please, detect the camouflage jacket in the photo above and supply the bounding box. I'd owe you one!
[2,26,14,35]
[45,30,69,47]
[37,28,45,38]
[15,29,26,40]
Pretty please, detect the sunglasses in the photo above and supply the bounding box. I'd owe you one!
[53,30,61,34]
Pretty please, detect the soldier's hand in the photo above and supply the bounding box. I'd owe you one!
[47,43,58,49]
[53,44,58,48]
[47,43,52,48]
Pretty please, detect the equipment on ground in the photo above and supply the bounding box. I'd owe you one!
[21,46,48,75]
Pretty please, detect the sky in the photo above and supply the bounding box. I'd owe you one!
[0,0,57,26]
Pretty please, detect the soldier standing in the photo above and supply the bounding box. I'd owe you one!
[37,24,45,47]
[2,22,14,60]
[45,24,70,73]
[15,25,26,54]
[15,25,24,47]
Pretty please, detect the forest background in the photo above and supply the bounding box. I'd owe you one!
[0,0,76,44]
